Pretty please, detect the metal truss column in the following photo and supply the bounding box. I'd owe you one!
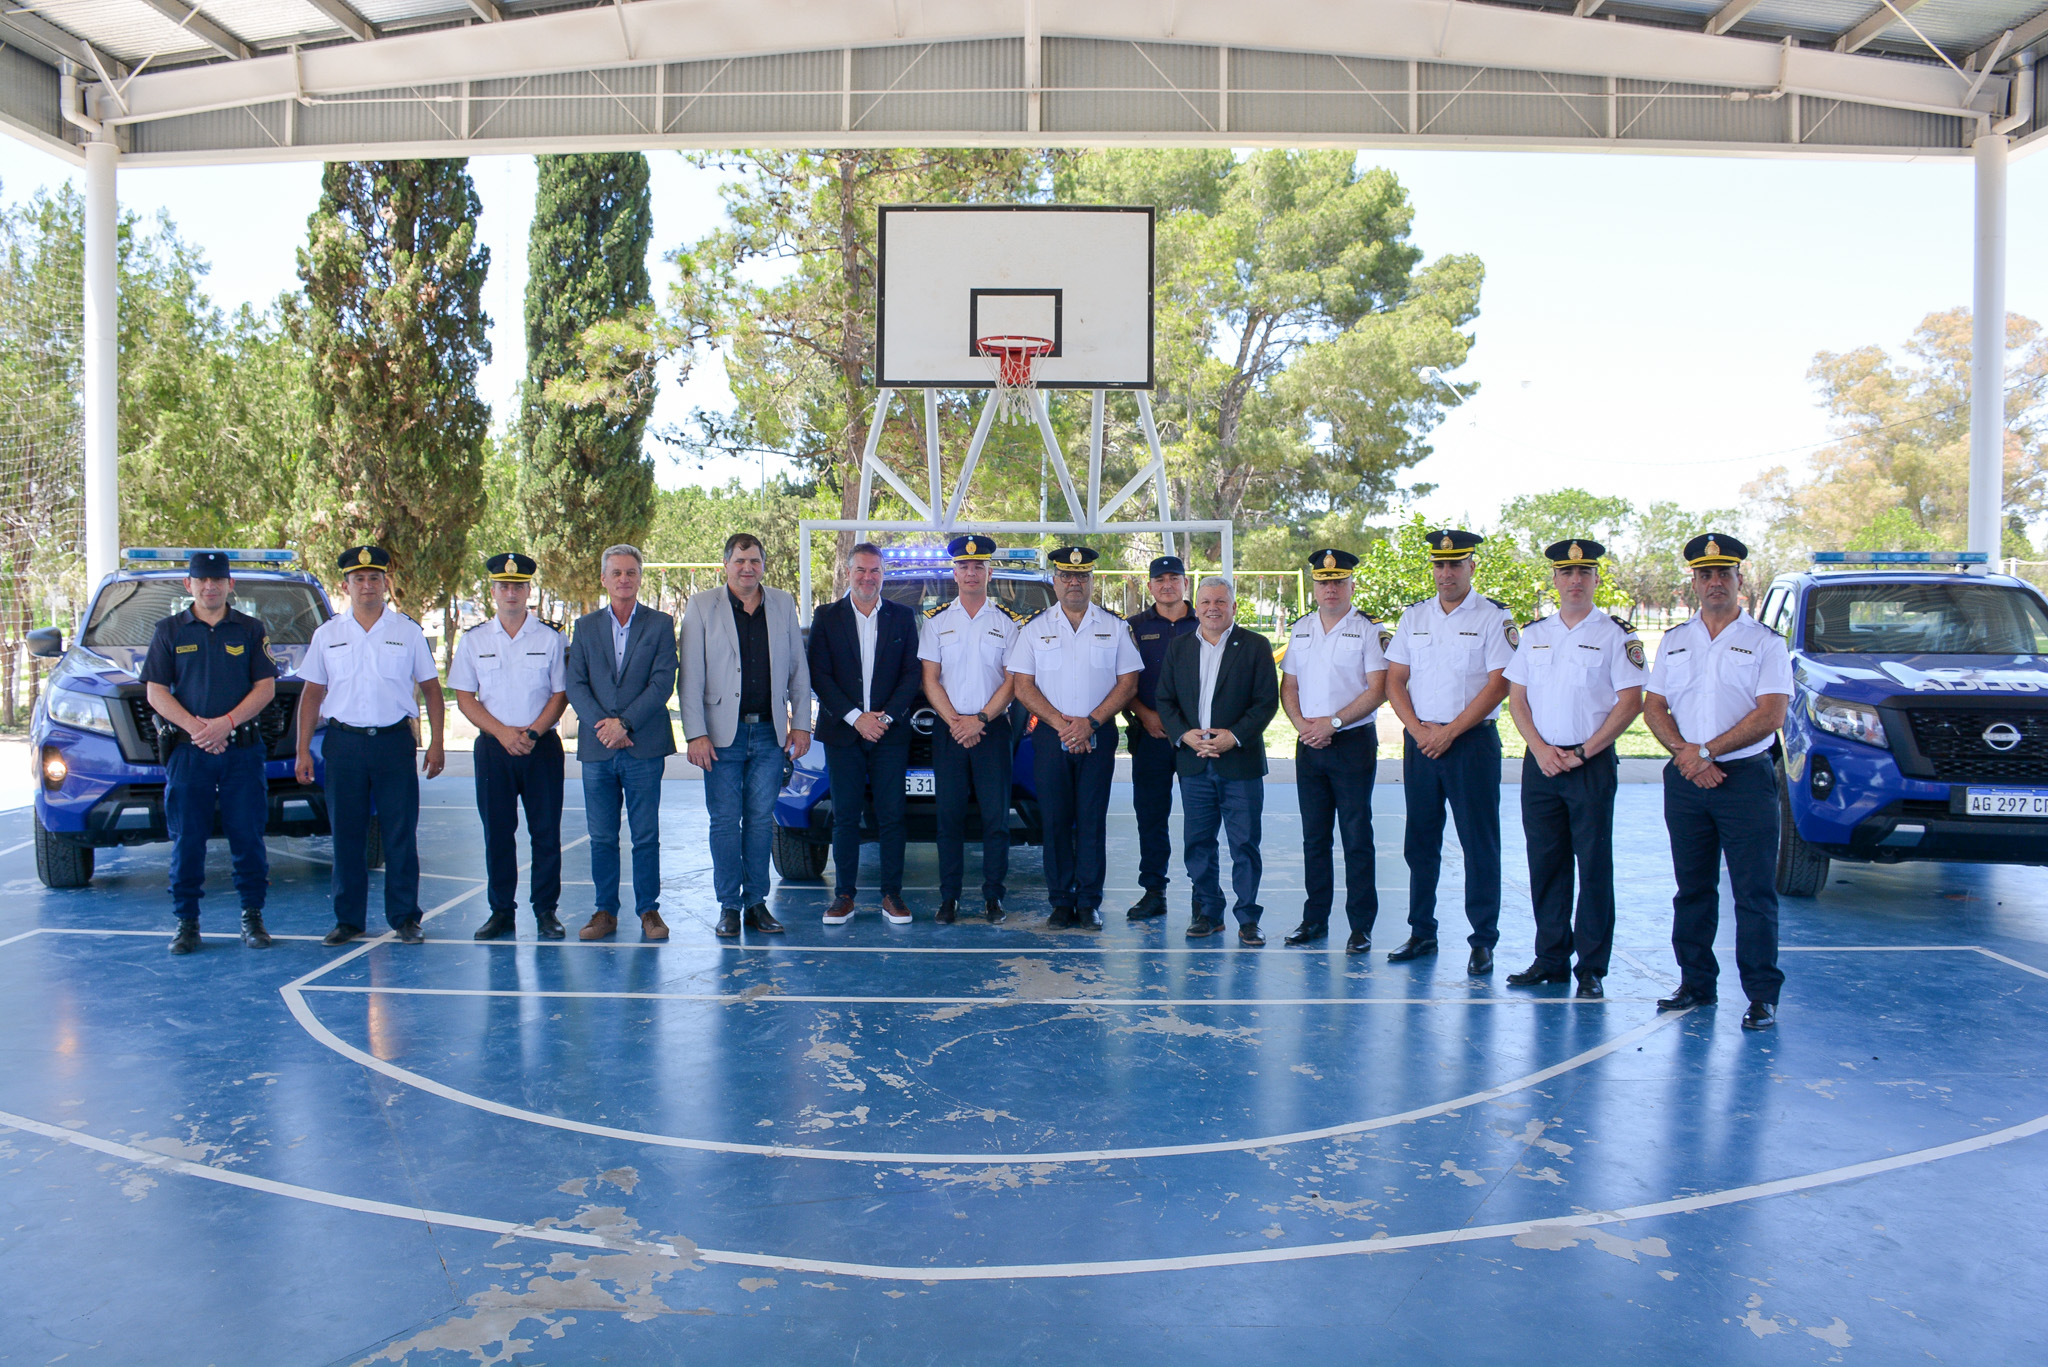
[1967,130,2007,563]
[83,138,119,589]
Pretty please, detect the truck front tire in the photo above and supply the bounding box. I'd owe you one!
[1775,767,1831,897]
[34,811,93,889]
[772,825,829,881]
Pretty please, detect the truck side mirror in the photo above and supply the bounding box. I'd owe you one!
[26,626,63,659]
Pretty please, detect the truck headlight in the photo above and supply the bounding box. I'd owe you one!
[45,683,114,736]
[1809,694,1887,749]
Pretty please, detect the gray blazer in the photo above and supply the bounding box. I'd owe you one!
[678,584,812,748]
[564,603,679,762]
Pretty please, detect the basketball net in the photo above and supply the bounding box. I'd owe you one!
[977,335,1052,425]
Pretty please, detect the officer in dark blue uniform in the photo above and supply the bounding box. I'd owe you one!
[1122,554,1201,921]
[139,550,280,954]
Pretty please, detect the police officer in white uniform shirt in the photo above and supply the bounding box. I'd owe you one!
[1007,546,1143,930]
[1384,529,1517,974]
[449,552,569,943]
[1279,548,1389,954]
[919,534,1023,924]
[1502,540,1645,999]
[1643,532,1795,1031]
[294,545,446,946]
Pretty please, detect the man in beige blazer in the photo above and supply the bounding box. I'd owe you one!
[679,533,812,937]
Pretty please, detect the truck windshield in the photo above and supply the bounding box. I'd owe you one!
[1804,583,2048,655]
[83,578,330,648]
[882,576,1058,618]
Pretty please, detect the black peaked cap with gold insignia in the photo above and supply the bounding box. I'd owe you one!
[1544,539,1605,566]
[1424,529,1483,562]
[948,534,997,562]
[1049,546,1100,572]
[1306,548,1359,581]
[338,545,392,573]
[1684,532,1746,567]
[487,552,537,582]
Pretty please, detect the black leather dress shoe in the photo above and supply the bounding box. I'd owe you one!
[1467,946,1494,975]
[322,922,362,947]
[1575,975,1604,999]
[1080,907,1105,931]
[1345,932,1371,955]
[240,909,273,949]
[170,920,202,955]
[393,918,425,945]
[1656,987,1717,1011]
[936,899,958,924]
[1742,1001,1777,1031]
[743,903,784,934]
[1126,890,1167,921]
[1506,962,1570,987]
[473,911,516,941]
[1387,937,1437,963]
[535,911,566,940]
[984,900,1006,924]
[1283,923,1328,946]
[1047,907,1075,929]
[1238,924,1265,947]
[1186,915,1222,939]
[715,907,742,937]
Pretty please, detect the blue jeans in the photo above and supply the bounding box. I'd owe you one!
[706,721,782,910]
[1180,761,1264,925]
[582,752,664,917]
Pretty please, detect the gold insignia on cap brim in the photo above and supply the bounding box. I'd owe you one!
[1439,535,1453,551]
[1567,542,1583,561]
[356,547,372,566]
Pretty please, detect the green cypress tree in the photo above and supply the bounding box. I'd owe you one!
[296,159,491,619]
[518,153,656,607]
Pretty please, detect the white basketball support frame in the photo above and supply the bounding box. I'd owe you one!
[797,385,1232,622]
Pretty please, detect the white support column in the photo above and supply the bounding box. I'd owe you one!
[83,138,119,590]
[1086,390,1105,530]
[799,525,813,624]
[924,388,941,520]
[1968,131,2008,563]
[856,388,892,523]
[1137,392,1173,559]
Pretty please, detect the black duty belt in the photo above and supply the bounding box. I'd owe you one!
[326,719,410,736]
[153,719,263,760]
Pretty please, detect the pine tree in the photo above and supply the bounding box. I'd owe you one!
[518,153,656,609]
[296,159,491,619]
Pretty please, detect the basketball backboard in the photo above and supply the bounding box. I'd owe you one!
[875,205,1154,391]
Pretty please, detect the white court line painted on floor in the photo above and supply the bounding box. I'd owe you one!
[298,983,1652,1007]
[37,927,339,943]
[0,839,33,858]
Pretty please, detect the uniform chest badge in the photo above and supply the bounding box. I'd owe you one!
[175,643,198,654]
[224,643,244,655]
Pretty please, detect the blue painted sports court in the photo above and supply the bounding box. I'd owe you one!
[3,773,2044,1365]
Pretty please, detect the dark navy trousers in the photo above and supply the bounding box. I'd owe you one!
[933,717,1011,903]
[164,740,268,922]
[1127,725,1177,892]
[475,729,563,918]
[1403,721,1503,950]
[1520,747,1618,977]
[322,724,421,930]
[1034,730,1116,910]
[1296,725,1379,935]
[824,738,909,898]
[1663,755,1784,1005]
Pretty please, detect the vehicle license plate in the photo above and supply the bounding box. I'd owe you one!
[1965,787,2048,817]
[905,770,936,796]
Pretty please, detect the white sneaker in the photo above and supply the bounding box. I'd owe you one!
[823,895,855,926]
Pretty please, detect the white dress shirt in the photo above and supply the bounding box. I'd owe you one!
[918,597,1019,717]
[1196,628,1230,730]
[1282,607,1388,730]
[1385,591,1519,724]
[448,613,567,731]
[300,604,438,726]
[1648,611,1794,760]
[1503,610,1646,748]
[608,601,638,673]
[844,594,881,724]
[1006,602,1143,719]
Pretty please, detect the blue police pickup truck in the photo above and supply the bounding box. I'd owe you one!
[1764,551,2048,896]
[28,548,339,889]
[770,546,1056,881]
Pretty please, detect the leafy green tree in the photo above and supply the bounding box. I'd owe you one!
[296,159,491,625]
[521,154,657,609]
[1351,514,1546,623]
[1493,488,1634,561]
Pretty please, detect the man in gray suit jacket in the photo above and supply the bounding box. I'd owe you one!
[565,544,679,943]
[678,533,812,938]
[1156,576,1280,945]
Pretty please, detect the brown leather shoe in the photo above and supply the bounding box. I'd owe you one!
[640,910,670,942]
[823,895,856,926]
[579,911,618,941]
[881,894,912,925]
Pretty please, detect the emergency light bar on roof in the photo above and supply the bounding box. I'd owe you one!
[880,547,1042,571]
[121,548,297,563]
[1810,551,1990,564]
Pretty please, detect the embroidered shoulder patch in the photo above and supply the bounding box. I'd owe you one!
[1625,639,1645,669]
[1503,622,1520,648]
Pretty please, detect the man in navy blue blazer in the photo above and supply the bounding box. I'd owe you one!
[808,543,924,925]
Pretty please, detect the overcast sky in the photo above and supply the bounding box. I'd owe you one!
[2,137,2042,535]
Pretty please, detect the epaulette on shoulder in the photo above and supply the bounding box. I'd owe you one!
[923,601,945,619]
[1407,596,1431,609]
[1610,613,1637,633]
[1485,596,1510,611]
[1020,606,1052,627]
[1100,604,1125,620]
[1288,609,1314,627]
[1002,604,1030,623]
[395,610,422,627]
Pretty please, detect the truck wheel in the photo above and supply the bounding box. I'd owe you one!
[772,825,829,881]
[366,820,385,871]
[34,811,93,889]
[1775,769,1830,898]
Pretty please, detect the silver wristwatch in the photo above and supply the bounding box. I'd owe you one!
[1696,744,1711,762]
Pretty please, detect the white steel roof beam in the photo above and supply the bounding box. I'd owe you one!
[301,0,379,43]
[99,0,2009,128]
[135,0,255,61]
[1970,12,2048,73]
[1705,1,1762,39]
[0,11,129,81]
[1835,1,1930,56]
[463,0,506,22]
